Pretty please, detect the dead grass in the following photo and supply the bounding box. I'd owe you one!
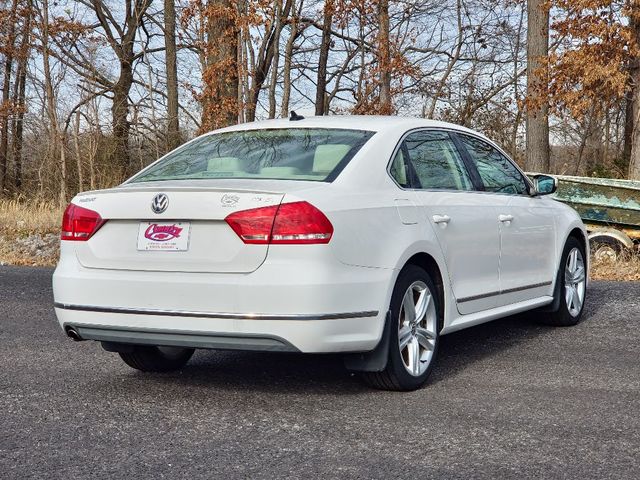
[590,250,640,282]
[0,199,63,236]
[0,199,639,279]
[0,199,63,266]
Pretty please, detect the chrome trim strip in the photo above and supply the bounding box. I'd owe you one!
[457,281,553,304]
[54,302,379,321]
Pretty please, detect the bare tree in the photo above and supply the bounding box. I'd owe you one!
[11,0,32,189]
[315,0,333,115]
[85,0,153,175]
[164,0,180,150]
[377,0,391,114]
[630,3,640,179]
[202,0,239,128]
[0,0,18,192]
[39,0,66,203]
[525,0,550,172]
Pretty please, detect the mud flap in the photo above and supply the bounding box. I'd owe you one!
[343,311,391,372]
[541,269,562,313]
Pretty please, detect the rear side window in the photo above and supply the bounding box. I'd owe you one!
[130,128,374,183]
[389,149,410,188]
[399,130,473,191]
[458,134,528,195]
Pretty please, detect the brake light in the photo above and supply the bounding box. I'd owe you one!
[61,203,105,241]
[225,201,333,245]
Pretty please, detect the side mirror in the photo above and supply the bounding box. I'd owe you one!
[532,174,557,195]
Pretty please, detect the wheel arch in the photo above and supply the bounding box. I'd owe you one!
[567,226,589,276]
[588,229,633,250]
[544,225,589,314]
[401,252,447,332]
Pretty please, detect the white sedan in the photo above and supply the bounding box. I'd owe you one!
[53,115,588,390]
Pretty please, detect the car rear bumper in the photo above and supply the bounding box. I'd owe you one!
[53,245,393,353]
[56,307,382,353]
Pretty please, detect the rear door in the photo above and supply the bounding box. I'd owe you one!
[74,187,283,273]
[455,133,556,306]
[391,130,501,314]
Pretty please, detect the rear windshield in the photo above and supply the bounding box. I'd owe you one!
[130,128,375,183]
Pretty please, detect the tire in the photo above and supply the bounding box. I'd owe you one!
[590,235,625,262]
[361,265,440,391]
[119,345,195,372]
[545,236,587,326]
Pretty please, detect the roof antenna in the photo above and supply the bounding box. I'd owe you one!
[289,110,305,121]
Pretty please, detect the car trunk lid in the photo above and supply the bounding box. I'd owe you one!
[73,185,286,273]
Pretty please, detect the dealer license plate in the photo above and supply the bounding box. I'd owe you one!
[137,222,190,251]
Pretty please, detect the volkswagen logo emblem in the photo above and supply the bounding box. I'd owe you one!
[151,193,169,214]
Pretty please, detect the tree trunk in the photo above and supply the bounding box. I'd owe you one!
[268,0,283,119]
[280,8,298,117]
[11,0,31,190]
[378,0,392,114]
[623,87,634,172]
[73,111,83,191]
[111,60,133,176]
[629,4,640,179]
[41,0,66,204]
[525,0,550,173]
[0,0,19,193]
[164,0,180,150]
[203,0,239,129]
[315,0,333,115]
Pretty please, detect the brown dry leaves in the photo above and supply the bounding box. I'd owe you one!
[528,0,635,118]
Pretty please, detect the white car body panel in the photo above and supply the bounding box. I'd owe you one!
[412,190,502,314]
[53,116,588,354]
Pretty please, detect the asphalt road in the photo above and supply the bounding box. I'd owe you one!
[1,266,639,479]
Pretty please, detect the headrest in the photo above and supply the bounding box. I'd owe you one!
[207,157,242,172]
[259,166,302,177]
[313,144,350,173]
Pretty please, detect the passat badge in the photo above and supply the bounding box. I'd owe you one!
[151,193,169,214]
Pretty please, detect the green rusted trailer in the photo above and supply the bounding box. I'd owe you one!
[550,175,640,259]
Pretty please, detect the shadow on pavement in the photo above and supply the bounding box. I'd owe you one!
[110,304,597,395]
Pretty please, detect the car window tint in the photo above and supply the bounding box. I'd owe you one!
[389,149,410,187]
[458,135,528,195]
[403,130,472,191]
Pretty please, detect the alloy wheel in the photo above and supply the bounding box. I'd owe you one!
[564,247,586,317]
[398,281,438,377]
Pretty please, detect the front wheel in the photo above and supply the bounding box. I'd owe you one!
[545,236,587,326]
[361,265,440,391]
[119,345,195,372]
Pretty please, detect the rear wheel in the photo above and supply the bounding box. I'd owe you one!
[545,236,587,326]
[362,265,440,391]
[119,345,194,372]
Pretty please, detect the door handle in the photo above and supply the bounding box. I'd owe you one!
[498,214,514,223]
[432,214,451,225]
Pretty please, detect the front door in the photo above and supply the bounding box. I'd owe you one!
[454,133,556,306]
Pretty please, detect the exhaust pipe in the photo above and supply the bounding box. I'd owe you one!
[66,327,83,341]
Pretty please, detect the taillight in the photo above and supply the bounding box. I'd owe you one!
[61,203,105,241]
[225,201,333,245]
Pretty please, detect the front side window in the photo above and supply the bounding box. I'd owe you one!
[458,135,528,195]
[401,130,473,191]
[130,128,374,183]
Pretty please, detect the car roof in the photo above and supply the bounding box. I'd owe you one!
[213,115,484,138]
